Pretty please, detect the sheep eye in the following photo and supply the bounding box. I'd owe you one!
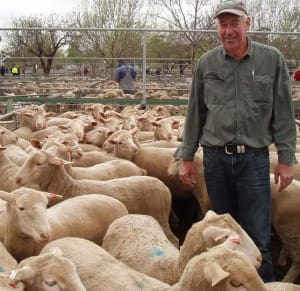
[45,280,57,286]
[35,162,42,166]
[18,207,25,211]
[230,279,243,287]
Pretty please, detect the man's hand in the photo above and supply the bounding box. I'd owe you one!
[179,160,196,187]
[274,163,294,192]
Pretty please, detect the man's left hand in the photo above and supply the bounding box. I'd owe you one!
[274,163,294,192]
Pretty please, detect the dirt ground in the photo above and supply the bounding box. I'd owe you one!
[171,196,300,284]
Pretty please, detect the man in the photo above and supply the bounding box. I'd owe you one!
[174,0,296,283]
[114,60,137,94]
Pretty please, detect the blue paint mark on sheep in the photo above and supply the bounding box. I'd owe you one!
[150,246,166,258]
[0,266,5,272]
[135,280,145,288]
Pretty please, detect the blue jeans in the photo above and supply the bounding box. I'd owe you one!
[203,146,275,283]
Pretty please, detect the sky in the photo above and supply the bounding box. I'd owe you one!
[0,0,81,27]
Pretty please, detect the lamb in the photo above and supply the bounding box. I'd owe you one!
[0,126,19,146]
[0,187,128,261]
[40,234,268,291]
[0,145,20,192]
[14,148,177,246]
[0,242,24,290]
[102,210,262,284]
[41,138,146,180]
[265,282,300,290]
[270,174,300,283]
[72,150,118,167]
[8,248,86,291]
[40,237,170,291]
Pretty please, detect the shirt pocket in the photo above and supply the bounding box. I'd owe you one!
[203,72,225,105]
[250,74,273,103]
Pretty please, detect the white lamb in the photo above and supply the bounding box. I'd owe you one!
[0,188,128,261]
[270,173,300,283]
[102,211,262,284]
[14,148,177,246]
[0,145,20,192]
[0,242,24,290]
[8,248,86,291]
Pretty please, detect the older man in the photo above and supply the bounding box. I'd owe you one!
[174,0,297,283]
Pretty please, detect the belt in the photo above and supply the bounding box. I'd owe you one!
[203,144,267,155]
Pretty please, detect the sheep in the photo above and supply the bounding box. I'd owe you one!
[0,187,128,261]
[40,237,170,291]
[0,242,24,290]
[0,126,19,146]
[171,236,267,291]
[14,148,178,246]
[151,118,179,141]
[265,282,300,290]
[37,135,147,180]
[72,150,118,167]
[4,145,28,167]
[84,125,111,147]
[41,138,147,180]
[270,174,300,283]
[0,145,20,192]
[40,234,268,291]
[102,210,262,284]
[18,105,48,131]
[102,128,139,160]
[8,248,86,291]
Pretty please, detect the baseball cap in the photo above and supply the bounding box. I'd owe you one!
[215,0,248,18]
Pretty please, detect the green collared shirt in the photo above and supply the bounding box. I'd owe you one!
[174,40,297,165]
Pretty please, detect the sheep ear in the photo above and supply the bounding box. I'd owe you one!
[31,139,43,149]
[130,127,139,136]
[0,145,7,151]
[9,267,36,282]
[49,247,63,256]
[46,193,63,204]
[204,210,217,219]
[203,262,230,287]
[202,225,231,242]
[0,190,14,203]
[49,156,72,166]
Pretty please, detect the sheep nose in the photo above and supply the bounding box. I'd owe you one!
[15,177,22,185]
[40,233,50,241]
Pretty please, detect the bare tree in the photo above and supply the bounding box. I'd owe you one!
[5,14,73,76]
[248,0,300,61]
[150,0,219,71]
[71,0,148,77]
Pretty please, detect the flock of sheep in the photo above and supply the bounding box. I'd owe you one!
[0,97,299,290]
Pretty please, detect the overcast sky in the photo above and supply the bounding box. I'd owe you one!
[0,0,81,27]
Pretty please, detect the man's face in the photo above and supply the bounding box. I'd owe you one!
[216,13,250,54]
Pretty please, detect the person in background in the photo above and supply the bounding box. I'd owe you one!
[174,0,296,283]
[11,65,19,76]
[0,65,5,76]
[294,69,300,81]
[114,60,137,94]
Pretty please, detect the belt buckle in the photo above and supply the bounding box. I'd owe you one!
[225,145,233,155]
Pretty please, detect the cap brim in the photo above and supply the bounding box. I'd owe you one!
[215,9,246,18]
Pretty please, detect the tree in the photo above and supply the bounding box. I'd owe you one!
[5,14,73,76]
[69,0,149,77]
[247,0,300,61]
[149,0,219,71]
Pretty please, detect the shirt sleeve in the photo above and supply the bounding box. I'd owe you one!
[272,51,297,165]
[173,60,207,161]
